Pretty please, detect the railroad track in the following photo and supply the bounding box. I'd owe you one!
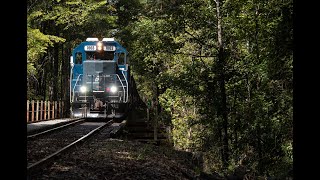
[27,119,123,176]
[27,119,85,139]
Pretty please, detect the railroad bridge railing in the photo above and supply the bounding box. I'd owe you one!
[27,100,66,123]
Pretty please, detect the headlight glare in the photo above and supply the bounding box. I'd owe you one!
[80,86,87,93]
[110,86,117,93]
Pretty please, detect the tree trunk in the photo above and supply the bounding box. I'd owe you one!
[215,0,229,168]
[60,43,64,102]
[53,44,59,101]
[253,4,263,173]
[65,45,71,117]
[43,69,47,100]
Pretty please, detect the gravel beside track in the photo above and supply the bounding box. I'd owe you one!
[27,122,106,166]
[28,124,200,180]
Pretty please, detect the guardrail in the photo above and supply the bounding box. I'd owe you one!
[27,100,65,123]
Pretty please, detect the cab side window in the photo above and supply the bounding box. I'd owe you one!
[118,53,125,65]
[76,52,82,64]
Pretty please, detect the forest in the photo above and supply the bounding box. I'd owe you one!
[27,0,293,178]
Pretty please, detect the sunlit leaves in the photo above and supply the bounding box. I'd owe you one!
[27,27,65,63]
[160,88,203,150]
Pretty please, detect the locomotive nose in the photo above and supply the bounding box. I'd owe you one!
[82,61,117,91]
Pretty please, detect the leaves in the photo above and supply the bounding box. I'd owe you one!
[27,27,65,63]
[26,0,293,177]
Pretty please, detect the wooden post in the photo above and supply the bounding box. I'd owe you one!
[48,101,51,120]
[55,101,58,118]
[40,101,43,121]
[27,100,29,122]
[36,100,39,121]
[62,101,64,118]
[31,100,34,122]
[44,101,47,120]
[54,101,57,119]
[58,101,61,118]
[51,101,53,119]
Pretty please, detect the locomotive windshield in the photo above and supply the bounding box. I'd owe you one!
[86,51,114,60]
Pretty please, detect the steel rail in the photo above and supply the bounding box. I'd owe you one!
[27,120,113,175]
[27,119,85,139]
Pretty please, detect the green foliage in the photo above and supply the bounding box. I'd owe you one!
[27,27,65,62]
[160,88,203,151]
[26,0,293,177]
[126,0,293,178]
[27,0,116,100]
[27,26,65,97]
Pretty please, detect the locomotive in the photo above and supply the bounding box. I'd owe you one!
[69,37,131,119]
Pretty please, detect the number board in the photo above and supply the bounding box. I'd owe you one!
[104,45,116,51]
[84,45,96,51]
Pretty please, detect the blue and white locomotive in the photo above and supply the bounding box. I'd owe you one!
[69,37,131,119]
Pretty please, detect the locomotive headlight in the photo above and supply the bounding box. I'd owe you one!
[80,86,87,93]
[97,41,103,51]
[110,86,117,93]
